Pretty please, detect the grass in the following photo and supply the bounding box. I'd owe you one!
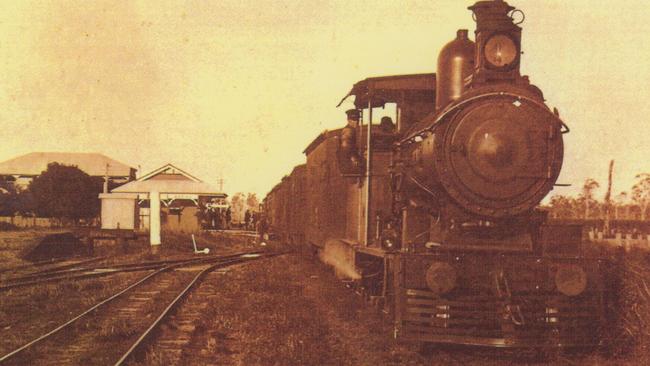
[5,270,196,365]
[96,316,139,341]
[161,253,425,366]
[7,227,650,365]
[0,230,52,270]
[600,247,650,364]
[134,243,650,366]
[0,222,18,231]
[0,228,268,363]
[0,271,144,354]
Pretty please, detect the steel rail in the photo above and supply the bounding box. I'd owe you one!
[0,258,70,274]
[2,261,163,287]
[0,264,175,292]
[0,251,263,291]
[24,251,262,279]
[0,256,106,275]
[0,252,263,363]
[113,252,281,366]
[5,254,229,282]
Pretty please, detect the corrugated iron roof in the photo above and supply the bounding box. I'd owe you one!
[0,152,135,177]
[136,163,200,182]
[111,180,225,196]
[112,164,225,196]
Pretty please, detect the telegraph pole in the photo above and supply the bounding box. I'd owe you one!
[217,178,224,192]
[604,160,614,233]
[103,163,109,193]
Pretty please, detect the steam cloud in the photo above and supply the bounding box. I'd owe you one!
[319,240,361,280]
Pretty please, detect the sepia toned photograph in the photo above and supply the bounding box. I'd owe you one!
[0,0,649,364]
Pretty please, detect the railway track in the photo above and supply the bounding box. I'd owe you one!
[0,251,262,291]
[122,270,230,365]
[116,255,271,365]
[0,256,106,277]
[0,251,280,365]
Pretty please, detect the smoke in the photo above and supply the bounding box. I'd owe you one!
[319,240,361,280]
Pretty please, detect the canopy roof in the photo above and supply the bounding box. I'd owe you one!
[337,73,436,109]
[111,163,225,197]
[112,180,226,196]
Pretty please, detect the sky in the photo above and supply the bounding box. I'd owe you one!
[0,0,648,200]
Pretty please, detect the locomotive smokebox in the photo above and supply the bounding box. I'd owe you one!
[436,30,475,111]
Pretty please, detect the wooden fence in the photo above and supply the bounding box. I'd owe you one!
[0,216,57,228]
[0,216,99,228]
[589,230,650,250]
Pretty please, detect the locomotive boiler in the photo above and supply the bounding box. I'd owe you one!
[265,0,607,349]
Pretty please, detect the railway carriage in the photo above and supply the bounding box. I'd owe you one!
[264,0,608,348]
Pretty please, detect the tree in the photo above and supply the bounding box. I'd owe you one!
[578,178,600,219]
[0,181,17,216]
[230,192,246,223]
[632,173,650,221]
[0,177,14,214]
[549,194,577,219]
[28,163,103,221]
[0,177,35,216]
[614,191,629,220]
[603,160,614,231]
[246,193,259,212]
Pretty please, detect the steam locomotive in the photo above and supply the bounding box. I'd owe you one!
[265,0,606,348]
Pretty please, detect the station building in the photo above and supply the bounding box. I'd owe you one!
[99,164,226,242]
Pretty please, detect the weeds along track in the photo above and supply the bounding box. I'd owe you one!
[0,271,146,354]
[0,251,262,291]
[116,253,283,366]
[0,256,106,278]
[8,256,108,277]
[0,252,279,365]
[123,270,231,366]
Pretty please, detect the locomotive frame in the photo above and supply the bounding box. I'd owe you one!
[264,0,607,349]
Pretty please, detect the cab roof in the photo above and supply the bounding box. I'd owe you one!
[337,73,436,109]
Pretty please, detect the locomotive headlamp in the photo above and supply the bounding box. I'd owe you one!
[484,34,518,68]
[555,264,587,297]
[425,262,457,296]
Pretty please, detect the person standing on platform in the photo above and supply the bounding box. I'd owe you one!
[257,215,269,245]
[225,207,232,229]
[244,209,251,230]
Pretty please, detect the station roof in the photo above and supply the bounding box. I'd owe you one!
[111,163,226,197]
[0,152,134,177]
[112,180,226,196]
